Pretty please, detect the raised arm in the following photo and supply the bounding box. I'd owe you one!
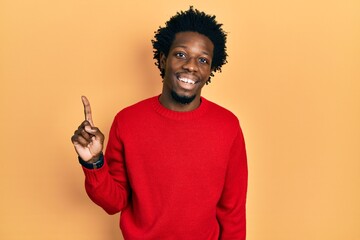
[71,96,129,214]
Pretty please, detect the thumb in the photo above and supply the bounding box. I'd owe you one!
[84,125,104,141]
[84,124,98,134]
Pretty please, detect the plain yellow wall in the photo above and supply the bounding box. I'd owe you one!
[1,0,359,239]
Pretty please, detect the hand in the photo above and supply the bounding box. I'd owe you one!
[71,96,104,162]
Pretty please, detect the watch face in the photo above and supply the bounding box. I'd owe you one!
[93,154,104,169]
[93,162,99,169]
[79,154,104,169]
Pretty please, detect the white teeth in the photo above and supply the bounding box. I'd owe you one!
[178,77,196,84]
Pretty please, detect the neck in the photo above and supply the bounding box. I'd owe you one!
[159,92,201,112]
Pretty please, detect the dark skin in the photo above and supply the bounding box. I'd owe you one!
[71,96,104,162]
[159,31,214,111]
[71,31,214,162]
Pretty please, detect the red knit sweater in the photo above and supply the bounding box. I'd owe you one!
[82,96,248,239]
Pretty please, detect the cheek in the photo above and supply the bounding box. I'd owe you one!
[166,60,182,73]
[200,66,212,77]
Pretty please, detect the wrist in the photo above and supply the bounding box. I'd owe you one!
[78,152,104,169]
[87,154,101,163]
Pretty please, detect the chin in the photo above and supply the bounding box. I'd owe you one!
[171,90,196,105]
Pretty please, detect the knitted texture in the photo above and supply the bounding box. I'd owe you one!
[82,96,248,239]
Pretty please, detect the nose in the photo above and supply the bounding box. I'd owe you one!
[182,57,198,72]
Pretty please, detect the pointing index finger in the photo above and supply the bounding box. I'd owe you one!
[81,96,94,126]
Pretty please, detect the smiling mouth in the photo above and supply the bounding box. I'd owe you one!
[177,76,197,85]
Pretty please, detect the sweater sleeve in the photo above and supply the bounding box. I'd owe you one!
[82,116,130,215]
[216,126,248,239]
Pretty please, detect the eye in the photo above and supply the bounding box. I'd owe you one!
[175,52,186,58]
[199,57,209,64]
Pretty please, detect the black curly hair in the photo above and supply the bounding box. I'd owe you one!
[152,6,228,84]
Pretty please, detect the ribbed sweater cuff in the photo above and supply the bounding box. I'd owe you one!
[82,161,109,184]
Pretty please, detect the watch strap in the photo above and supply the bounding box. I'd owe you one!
[78,153,104,169]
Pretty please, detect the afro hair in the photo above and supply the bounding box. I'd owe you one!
[152,6,228,84]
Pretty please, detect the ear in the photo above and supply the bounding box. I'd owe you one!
[160,52,166,70]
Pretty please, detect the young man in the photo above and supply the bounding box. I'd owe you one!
[71,7,248,239]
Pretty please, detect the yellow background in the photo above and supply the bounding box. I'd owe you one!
[1,0,359,239]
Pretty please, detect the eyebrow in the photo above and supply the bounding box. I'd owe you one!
[172,45,211,56]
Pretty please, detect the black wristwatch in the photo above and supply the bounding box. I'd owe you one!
[78,153,104,169]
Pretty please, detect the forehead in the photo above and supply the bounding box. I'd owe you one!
[170,31,214,56]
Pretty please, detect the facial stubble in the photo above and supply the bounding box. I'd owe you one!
[170,90,196,105]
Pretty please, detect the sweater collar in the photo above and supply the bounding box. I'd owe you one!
[152,95,209,120]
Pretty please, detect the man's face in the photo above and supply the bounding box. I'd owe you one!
[160,31,214,107]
